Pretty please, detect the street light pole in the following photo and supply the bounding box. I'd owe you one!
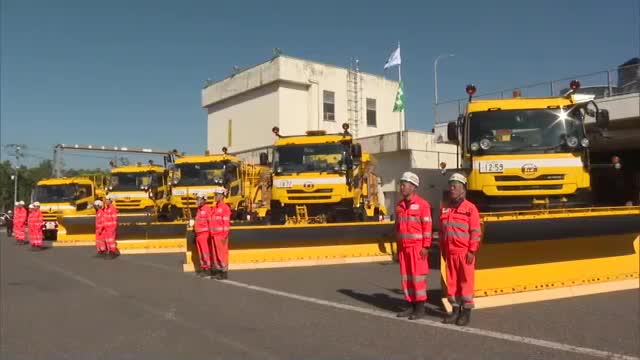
[433,53,455,124]
[13,167,18,205]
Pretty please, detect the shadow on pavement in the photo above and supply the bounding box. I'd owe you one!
[337,288,446,317]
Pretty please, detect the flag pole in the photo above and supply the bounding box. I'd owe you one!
[397,41,405,148]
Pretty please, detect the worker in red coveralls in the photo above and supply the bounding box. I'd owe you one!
[440,173,482,326]
[13,201,28,245]
[28,202,44,249]
[94,199,107,257]
[103,195,120,259]
[394,171,432,320]
[193,193,215,278]
[210,187,231,280]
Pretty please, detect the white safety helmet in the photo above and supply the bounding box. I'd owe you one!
[448,173,467,185]
[212,187,227,195]
[400,171,420,187]
[94,200,103,207]
[33,202,41,207]
[196,192,207,200]
[28,204,34,209]
[19,200,25,206]
[15,201,20,206]
[105,194,114,201]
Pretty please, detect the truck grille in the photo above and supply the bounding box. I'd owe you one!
[288,196,333,200]
[286,189,333,194]
[115,200,143,209]
[42,213,57,221]
[497,185,563,191]
[494,174,565,181]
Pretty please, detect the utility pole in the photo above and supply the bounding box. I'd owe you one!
[5,144,26,204]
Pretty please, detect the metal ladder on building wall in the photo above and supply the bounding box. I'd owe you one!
[347,58,362,138]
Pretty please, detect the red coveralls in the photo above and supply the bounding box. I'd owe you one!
[194,204,214,270]
[95,208,107,252]
[28,209,44,247]
[13,207,27,243]
[440,199,481,309]
[102,205,119,254]
[210,201,231,272]
[395,194,433,303]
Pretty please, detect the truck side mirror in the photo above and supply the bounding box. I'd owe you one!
[351,144,362,159]
[447,122,459,143]
[596,109,610,129]
[259,152,268,166]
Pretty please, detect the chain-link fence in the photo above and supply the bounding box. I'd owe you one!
[435,60,639,125]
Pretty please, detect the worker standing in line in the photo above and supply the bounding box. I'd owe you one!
[440,173,481,326]
[94,200,107,257]
[28,202,44,250]
[194,193,214,278]
[4,210,14,237]
[13,201,28,245]
[103,195,120,259]
[394,172,432,320]
[210,187,231,280]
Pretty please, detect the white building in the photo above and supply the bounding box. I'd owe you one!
[202,55,458,219]
[202,55,404,153]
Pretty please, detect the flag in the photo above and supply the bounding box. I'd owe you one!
[384,46,401,70]
[393,82,405,112]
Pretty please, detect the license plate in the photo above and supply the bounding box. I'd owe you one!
[274,180,293,188]
[479,161,504,173]
[45,221,56,230]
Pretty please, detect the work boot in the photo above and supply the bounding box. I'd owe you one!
[456,308,472,326]
[95,251,107,258]
[408,301,426,320]
[219,271,228,280]
[106,251,120,260]
[442,306,461,324]
[396,303,415,318]
[207,269,218,279]
[197,270,210,278]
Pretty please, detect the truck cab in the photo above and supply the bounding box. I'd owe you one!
[107,163,171,220]
[265,123,384,224]
[446,82,610,212]
[32,176,105,240]
[169,149,268,221]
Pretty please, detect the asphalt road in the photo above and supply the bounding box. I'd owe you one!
[1,233,638,360]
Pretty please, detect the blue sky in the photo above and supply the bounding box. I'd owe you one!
[2,0,638,168]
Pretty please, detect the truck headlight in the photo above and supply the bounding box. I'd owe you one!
[470,142,480,152]
[580,138,589,148]
[566,136,578,148]
[479,138,492,150]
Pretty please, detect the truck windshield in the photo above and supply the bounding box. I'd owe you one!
[274,143,346,174]
[174,162,226,186]
[110,172,159,191]
[33,184,77,203]
[468,108,586,155]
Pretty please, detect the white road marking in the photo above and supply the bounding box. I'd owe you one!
[115,257,638,360]
[221,279,639,360]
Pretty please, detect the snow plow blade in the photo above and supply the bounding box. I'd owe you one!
[442,207,640,309]
[183,222,396,271]
[57,215,187,243]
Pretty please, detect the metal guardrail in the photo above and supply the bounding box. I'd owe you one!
[435,62,639,124]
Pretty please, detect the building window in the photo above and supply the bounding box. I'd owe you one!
[323,90,335,121]
[366,98,376,127]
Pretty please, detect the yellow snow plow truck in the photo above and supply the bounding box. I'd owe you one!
[263,123,386,224]
[107,162,171,222]
[32,176,106,240]
[443,81,639,306]
[169,148,269,222]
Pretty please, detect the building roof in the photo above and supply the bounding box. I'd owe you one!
[204,55,394,89]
